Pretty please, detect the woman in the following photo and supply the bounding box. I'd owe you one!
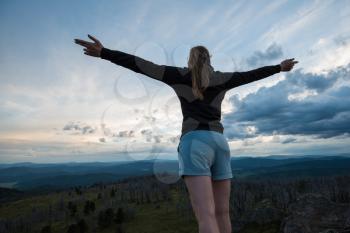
[75,34,298,233]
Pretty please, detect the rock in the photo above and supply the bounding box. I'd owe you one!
[232,198,284,232]
[247,198,284,224]
[281,193,350,233]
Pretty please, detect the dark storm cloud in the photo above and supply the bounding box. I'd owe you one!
[223,63,350,140]
[282,137,297,144]
[246,43,283,67]
[287,68,343,93]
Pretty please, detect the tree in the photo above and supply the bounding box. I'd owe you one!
[83,201,90,215]
[77,218,88,233]
[67,201,77,217]
[84,200,96,216]
[98,208,114,229]
[67,223,79,233]
[114,207,124,224]
[40,225,51,233]
[111,188,116,197]
[115,223,125,233]
[75,187,82,195]
[90,200,96,212]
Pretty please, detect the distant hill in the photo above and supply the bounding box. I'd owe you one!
[0,187,24,202]
[236,157,350,179]
[0,155,349,191]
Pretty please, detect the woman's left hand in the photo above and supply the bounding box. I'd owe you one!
[74,34,104,57]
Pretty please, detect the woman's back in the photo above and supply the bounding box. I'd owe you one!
[99,47,281,139]
[169,68,227,139]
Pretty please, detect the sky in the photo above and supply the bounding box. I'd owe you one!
[0,0,349,163]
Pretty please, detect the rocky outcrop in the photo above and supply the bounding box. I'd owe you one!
[232,198,284,232]
[281,193,350,233]
[245,198,284,225]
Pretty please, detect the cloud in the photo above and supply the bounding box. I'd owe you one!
[168,135,180,144]
[99,137,106,143]
[246,43,283,67]
[140,128,162,143]
[281,137,297,144]
[333,34,350,47]
[2,1,350,162]
[223,63,350,140]
[287,68,340,93]
[63,121,96,135]
[258,0,333,45]
[115,130,135,138]
[304,34,350,73]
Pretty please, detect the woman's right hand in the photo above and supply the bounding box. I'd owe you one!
[280,58,298,72]
[74,34,104,58]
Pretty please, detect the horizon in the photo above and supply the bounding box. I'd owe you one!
[1,153,349,165]
[1,0,350,163]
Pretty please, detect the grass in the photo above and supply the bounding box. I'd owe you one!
[239,221,281,233]
[0,187,198,233]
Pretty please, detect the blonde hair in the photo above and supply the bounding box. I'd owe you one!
[188,45,213,100]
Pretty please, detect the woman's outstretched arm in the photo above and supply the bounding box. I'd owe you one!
[74,34,184,85]
[99,47,168,82]
[219,59,298,90]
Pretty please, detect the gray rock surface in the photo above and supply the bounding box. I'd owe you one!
[281,193,350,233]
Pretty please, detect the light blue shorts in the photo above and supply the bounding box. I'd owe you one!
[177,130,233,181]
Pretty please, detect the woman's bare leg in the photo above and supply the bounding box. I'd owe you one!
[184,175,220,233]
[212,179,231,233]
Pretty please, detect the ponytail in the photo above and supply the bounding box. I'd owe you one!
[188,46,213,100]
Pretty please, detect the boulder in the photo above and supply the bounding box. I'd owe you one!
[281,193,350,233]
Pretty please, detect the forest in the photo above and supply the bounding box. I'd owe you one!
[1,173,349,233]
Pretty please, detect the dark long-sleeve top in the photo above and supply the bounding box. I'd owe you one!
[100,47,281,140]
